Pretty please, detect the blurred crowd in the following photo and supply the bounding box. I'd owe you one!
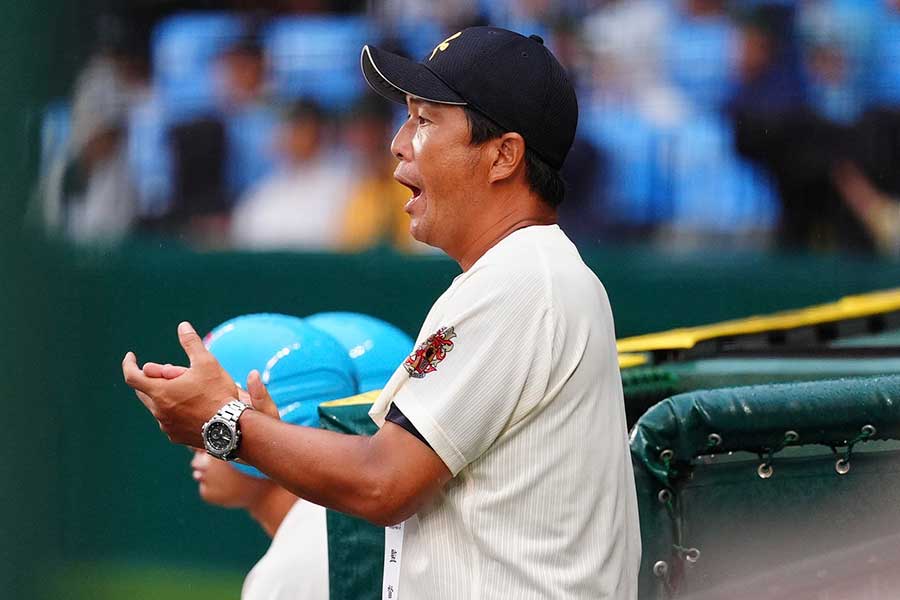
[31,0,900,257]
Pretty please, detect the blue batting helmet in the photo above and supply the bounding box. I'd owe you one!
[204,313,357,478]
[305,312,414,392]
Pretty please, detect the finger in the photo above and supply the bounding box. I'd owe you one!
[135,390,155,413]
[144,362,188,380]
[247,370,279,419]
[162,364,189,379]
[247,370,267,404]
[236,386,251,403]
[122,352,156,394]
[142,362,167,378]
[177,321,208,366]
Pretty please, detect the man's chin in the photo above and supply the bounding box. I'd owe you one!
[409,221,431,246]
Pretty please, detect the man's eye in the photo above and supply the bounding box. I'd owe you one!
[417,116,430,126]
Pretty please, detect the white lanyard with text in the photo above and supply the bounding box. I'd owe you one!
[382,521,405,600]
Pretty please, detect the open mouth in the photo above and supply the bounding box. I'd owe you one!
[398,180,422,200]
[394,172,423,201]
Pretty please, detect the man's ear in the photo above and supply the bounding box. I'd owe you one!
[488,132,526,184]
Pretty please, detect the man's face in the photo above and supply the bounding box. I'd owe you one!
[190,449,266,508]
[390,98,487,252]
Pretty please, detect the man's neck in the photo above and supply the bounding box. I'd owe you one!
[247,485,299,539]
[455,197,557,272]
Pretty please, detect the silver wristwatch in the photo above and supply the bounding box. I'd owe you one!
[201,400,253,461]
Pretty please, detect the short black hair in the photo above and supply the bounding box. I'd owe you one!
[464,106,566,208]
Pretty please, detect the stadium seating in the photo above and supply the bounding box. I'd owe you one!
[126,95,174,218]
[864,4,900,108]
[665,12,737,112]
[662,115,779,234]
[579,104,669,227]
[152,12,246,120]
[263,16,378,112]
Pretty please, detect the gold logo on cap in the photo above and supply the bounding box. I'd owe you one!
[429,31,462,61]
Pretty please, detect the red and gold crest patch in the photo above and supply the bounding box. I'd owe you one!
[404,326,456,379]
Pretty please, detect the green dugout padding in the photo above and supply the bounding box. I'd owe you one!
[319,401,381,600]
[618,289,900,425]
[622,354,900,427]
[631,376,900,598]
[833,327,900,347]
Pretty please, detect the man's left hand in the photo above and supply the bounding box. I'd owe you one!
[122,321,239,448]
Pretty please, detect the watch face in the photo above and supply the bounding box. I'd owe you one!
[205,421,234,453]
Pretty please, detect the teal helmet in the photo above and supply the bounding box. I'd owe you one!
[305,312,413,392]
[204,313,357,478]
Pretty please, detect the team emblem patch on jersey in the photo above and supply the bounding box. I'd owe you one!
[404,326,456,378]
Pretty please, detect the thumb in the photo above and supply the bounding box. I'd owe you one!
[177,321,208,366]
[247,370,279,419]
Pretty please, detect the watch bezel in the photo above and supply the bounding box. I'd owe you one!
[201,399,252,461]
[202,417,238,457]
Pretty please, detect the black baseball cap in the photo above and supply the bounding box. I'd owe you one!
[360,26,578,170]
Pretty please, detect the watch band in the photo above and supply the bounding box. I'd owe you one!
[219,399,251,424]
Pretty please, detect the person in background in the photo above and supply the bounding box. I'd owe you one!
[170,311,413,598]
[338,96,427,252]
[216,36,280,203]
[166,34,279,247]
[727,3,874,253]
[231,99,353,250]
[38,12,147,244]
[190,313,358,600]
[581,0,685,126]
[796,0,876,125]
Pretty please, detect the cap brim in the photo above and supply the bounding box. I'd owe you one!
[361,45,467,106]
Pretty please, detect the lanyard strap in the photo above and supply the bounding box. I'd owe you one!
[382,521,405,600]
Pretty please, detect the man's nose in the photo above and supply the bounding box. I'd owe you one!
[390,118,415,162]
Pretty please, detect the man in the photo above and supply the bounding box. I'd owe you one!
[194,312,358,599]
[124,26,640,599]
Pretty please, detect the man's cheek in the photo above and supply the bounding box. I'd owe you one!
[412,128,428,156]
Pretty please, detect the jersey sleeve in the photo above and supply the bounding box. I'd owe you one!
[389,264,554,476]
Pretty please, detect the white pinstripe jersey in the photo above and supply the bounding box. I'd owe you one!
[370,224,641,599]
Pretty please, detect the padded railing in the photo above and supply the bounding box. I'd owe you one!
[631,375,900,598]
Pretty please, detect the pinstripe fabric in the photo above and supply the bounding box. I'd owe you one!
[370,225,640,599]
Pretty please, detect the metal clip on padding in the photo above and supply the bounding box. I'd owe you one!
[757,447,776,479]
[834,424,877,476]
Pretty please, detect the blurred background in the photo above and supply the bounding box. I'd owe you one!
[2,0,900,598]
[22,0,900,255]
